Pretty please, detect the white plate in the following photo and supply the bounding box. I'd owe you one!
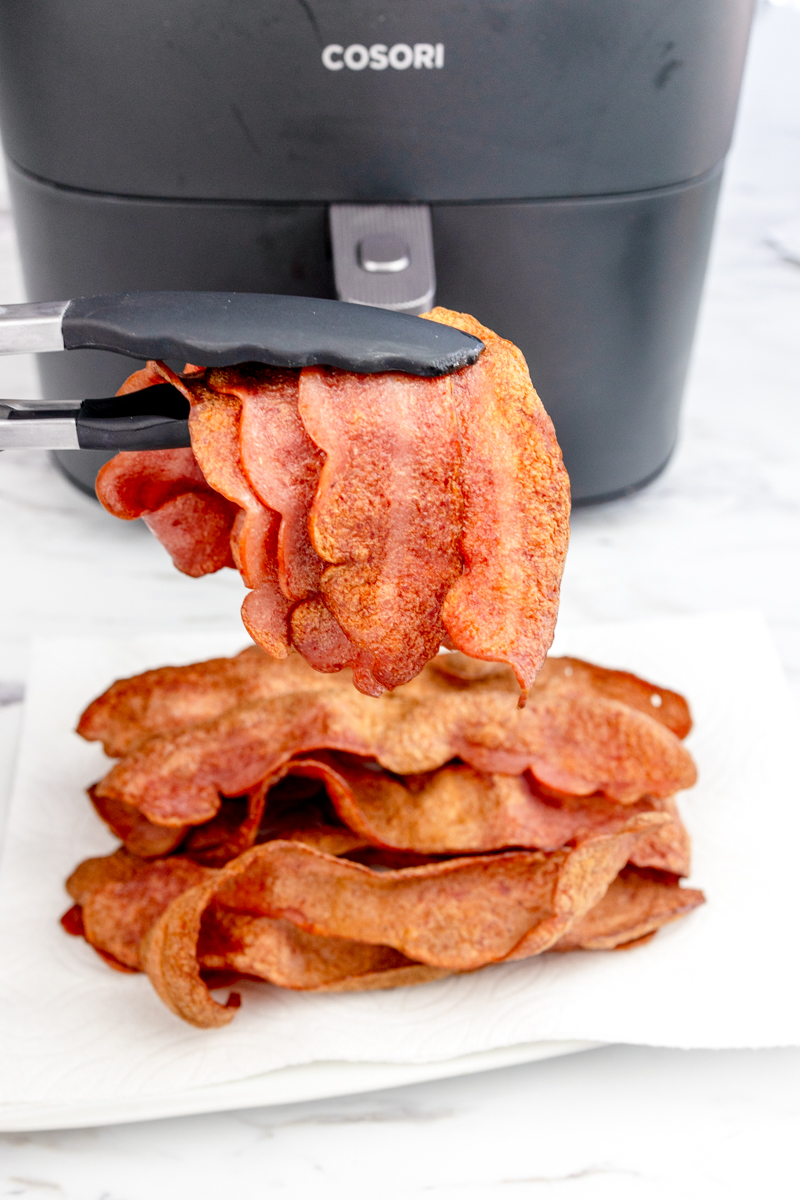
[1,612,798,1133]
[0,637,593,1133]
[0,1039,595,1132]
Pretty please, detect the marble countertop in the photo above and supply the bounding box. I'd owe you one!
[1,3,799,1195]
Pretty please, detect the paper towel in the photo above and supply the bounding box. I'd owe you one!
[0,611,797,1112]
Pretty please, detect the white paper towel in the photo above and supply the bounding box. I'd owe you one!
[0,610,798,1112]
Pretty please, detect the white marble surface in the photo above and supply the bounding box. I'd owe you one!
[0,2,799,1192]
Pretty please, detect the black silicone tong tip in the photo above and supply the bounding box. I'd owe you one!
[62,292,484,376]
[76,383,191,451]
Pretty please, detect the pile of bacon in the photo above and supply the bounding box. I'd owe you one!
[95,309,571,699]
[62,646,704,1028]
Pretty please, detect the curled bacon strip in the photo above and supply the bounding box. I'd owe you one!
[89,785,188,858]
[424,309,571,696]
[229,365,324,604]
[96,363,238,577]
[141,817,657,1027]
[298,368,463,691]
[551,867,705,952]
[63,844,701,1021]
[96,308,570,699]
[287,752,684,860]
[186,377,292,659]
[96,449,237,578]
[65,848,213,971]
[80,647,692,758]
[89,657,697,827]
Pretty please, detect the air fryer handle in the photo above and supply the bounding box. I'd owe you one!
[330,205,437,316]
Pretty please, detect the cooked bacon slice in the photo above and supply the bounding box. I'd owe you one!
[64,850,213,970]
[143,490,239,577]
[291,752,669,855]
[65,848,432,991]
[92,660,697,826]
[627,796,691,876]
[76,646,316,757]
[142,819,655,1026]
[96,447,204,521]
[423,309,571,698]
[289,597,360,672]
[96,449,237,577]
[298,368,463,691]
[289,597,384,696]
[91,746,691,874]
[100,307,570,698]
[217,365,324,603]
[186,381,291,658]
[66,846,144,905]
[89,784,189,858]
[194,365,383,690]
[79,647,693,763]
[63,845,701,1020]
[95,361,238,577]
[551,867,705,951]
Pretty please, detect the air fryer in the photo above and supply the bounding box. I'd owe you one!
[0,0,754,503]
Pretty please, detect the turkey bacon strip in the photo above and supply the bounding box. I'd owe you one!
[213,365,324,604]
[95,309,571,699]
[294,751,686,859]
[95,362,238,577]
[142,818,658,1027]
[79,647,692,759]
[298,368,463,691]
[92,671,696,827]
[424,309,571,699]
[185,377,292,659]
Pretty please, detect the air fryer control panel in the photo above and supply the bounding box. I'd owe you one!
[0,0,753,203]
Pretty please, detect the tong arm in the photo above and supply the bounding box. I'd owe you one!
[0,384,190,451]
[0,301,69,355]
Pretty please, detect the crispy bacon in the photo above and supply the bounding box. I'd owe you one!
[63,845,702,1021]
[551,867,705,951]
[298,368,463,690]
[95,362,238,577]
[221,365,325,603]
[423,309,571,697]
[65,850,214,970]
[142,818,655,1027]
[80,646,693,761]
[79,649,697,829]
[292,752,679,857]
[90,656,697,827]
[186,380,292,659]
[96,449,237,577]
[97,309,570,698]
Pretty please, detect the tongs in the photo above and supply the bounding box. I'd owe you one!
[0,292,483,451]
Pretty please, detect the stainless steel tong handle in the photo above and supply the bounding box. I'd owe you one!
[0,301,69,355]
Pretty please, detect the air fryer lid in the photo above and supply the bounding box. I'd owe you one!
[0,0,754,203]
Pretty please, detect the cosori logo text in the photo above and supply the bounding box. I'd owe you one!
[322,43,444,71]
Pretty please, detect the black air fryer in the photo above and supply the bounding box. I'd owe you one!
[0,0,753,503]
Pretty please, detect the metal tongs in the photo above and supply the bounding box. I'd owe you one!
[0,292,483,451]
